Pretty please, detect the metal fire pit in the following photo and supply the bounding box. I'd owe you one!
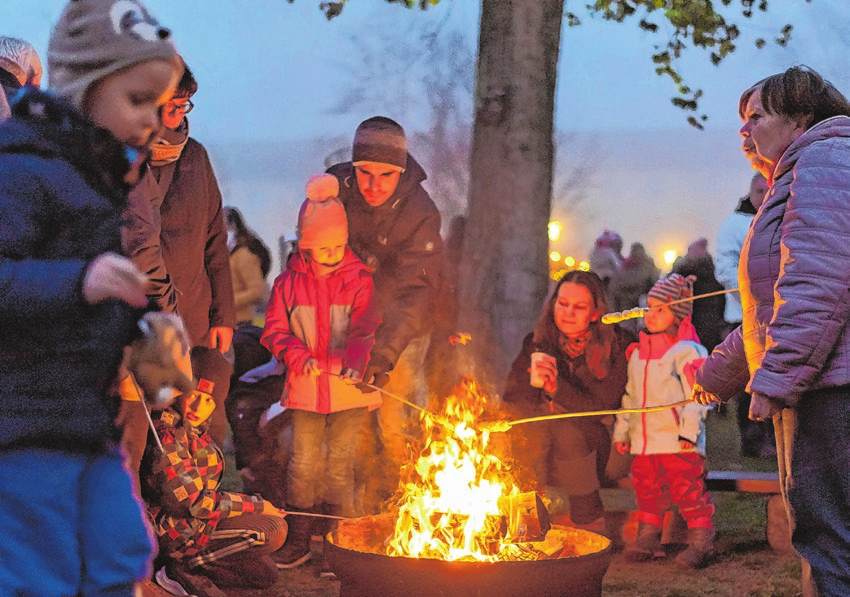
[326,514,612,597]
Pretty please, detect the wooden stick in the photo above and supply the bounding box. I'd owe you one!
[132,376,165,453]
[283,511,347,520]
[601,288,739,324]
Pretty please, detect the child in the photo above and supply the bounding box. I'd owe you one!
[261,173,380,570]
[613,273,714,568]
[0,1,183,595]
[142,346,287,597]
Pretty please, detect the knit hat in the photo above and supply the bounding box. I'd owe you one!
[297,173,348,249]
[648,273,696,323]
[189,346,229,405]
[352,116,408,171]
[48,0,179,109]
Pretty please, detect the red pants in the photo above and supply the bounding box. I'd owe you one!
[630,452,714,528]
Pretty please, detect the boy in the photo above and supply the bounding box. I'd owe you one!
[0,1,183,595]
[261,173,380,570]
[613,273,715,568]
[143,347,287,597]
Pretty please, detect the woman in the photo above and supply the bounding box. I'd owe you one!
[224,206,271,326]
[503,270,633,533]
[693,66,850,597]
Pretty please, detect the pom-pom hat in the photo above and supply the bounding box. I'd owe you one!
[48,0,179,109]
[297,173,348,249]
[648,273,696,323]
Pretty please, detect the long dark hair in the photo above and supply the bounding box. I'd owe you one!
[224,206,272,279]
[532,270,616,379]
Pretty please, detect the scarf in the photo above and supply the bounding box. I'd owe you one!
[559,330,590,359]
[149,118,189,166]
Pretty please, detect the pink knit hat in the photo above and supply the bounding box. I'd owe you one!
[297,174,348,249]
[648,273,696,322]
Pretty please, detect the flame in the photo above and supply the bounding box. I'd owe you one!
[448,332,472,346]
[387,379,520,561]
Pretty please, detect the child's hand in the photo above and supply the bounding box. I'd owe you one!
[303,357,321,376]
[339,367,361,384]
[259,500,286,518]
[615,441,630,455]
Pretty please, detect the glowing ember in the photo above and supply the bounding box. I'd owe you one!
[387,380,522,561]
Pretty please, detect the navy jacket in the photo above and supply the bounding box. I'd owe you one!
[0,89,140,451]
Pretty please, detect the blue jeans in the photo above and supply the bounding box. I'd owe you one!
[784,389,850,597]
[0,446,154,597]
[287,408,367,514]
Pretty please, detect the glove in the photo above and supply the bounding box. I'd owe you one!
[356,355,392,393]
[339,367,362,385]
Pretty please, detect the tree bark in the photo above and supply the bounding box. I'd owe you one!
[457,0,564,389]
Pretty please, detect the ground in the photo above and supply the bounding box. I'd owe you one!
[212,405,802,597]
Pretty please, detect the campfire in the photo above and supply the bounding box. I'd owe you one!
[326,379,613,597]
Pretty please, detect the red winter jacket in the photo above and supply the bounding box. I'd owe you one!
[261,249,380,413]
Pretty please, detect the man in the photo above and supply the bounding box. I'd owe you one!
[714,172,773,458]
[0,36,42,121]
[327,116,442,512]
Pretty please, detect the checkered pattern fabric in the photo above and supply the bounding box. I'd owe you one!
[142,410,264,561]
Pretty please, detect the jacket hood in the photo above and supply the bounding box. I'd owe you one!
[774,115,850,182]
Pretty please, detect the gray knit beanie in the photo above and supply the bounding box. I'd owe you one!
[48,0,178,110]
[352,116,408,170]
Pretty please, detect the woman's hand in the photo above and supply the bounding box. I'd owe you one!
[529,354,558,394]
[690,383,720,405]
[749,391,782,421]
[614,441,630,455]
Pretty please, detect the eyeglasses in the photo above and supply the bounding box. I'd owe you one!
[165,99,194,116]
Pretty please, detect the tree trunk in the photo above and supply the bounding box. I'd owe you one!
[457,0,564,390]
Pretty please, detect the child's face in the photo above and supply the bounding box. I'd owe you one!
[645,297,677,333]
[553,282,598,337]
[85,59,180,150]
[308,244,345,269]
[183,390,216,427]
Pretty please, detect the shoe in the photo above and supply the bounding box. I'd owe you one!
[320,537,337,579]
[155,565,227,597]
[204,554,279,589]
[272,542,312,569]
[675,526,715,569]
[624,521,664,562]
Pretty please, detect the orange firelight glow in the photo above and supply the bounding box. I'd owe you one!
[387,380,520,561]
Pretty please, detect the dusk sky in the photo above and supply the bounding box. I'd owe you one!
[3,0,848,270]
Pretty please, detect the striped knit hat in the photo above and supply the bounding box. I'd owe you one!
[352,116,408,170]
[648,273,696,323]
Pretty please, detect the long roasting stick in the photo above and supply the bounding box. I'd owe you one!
[496,399,693,431]
[601,288,739,324]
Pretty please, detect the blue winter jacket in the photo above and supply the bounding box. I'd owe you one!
[0,88,141,451]
[696,116,850,407]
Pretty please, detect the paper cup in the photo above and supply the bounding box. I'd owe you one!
[530,352,553,388]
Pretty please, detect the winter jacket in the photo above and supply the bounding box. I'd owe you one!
[502,326,633,414]
[614,332,709,455]
[0,88,141,451]
[327,155,442,369]
[261,248,380,414]
[230,245,267,324]
[140,409,267,561]
[127,136,236,345]
[714,197,757,324]
[696,116,850,406]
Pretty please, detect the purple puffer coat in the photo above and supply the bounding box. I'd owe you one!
[696,116,850,407]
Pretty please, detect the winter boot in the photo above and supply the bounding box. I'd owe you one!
[320,503,344,579]
[674,526,715,569]
[624,521,664,562]
[272,505,314,569]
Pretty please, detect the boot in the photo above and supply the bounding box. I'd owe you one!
[272,505,313,569]
[675,526,715,569]
[320,503,343,579]
[624,521,664,562]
